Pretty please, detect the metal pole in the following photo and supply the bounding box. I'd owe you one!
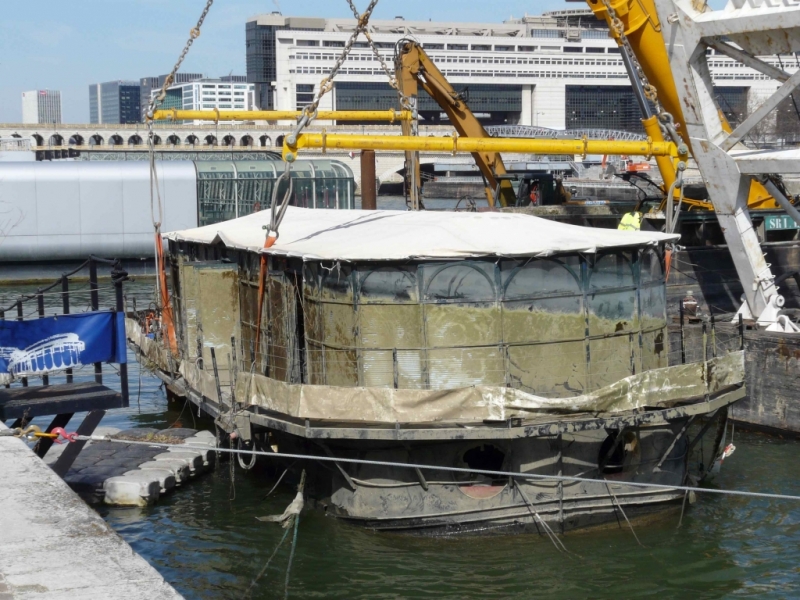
[739,314,745,350]
[17,300,27,387]
[679,300,686,364]
[702,321,708,364]
[619,46,654,120]
[115,277,129,408]
[710,312,717,358]
[62,276,72,384]
[360,150,377,210]
[89,259,102,384]
[37,290,48,386]
[210,347,223,406]
[0,309,7,388]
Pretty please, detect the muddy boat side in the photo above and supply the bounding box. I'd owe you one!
[128,207,746,534]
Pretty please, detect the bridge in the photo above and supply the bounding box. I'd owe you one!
[0,122,641,191]
[0,122,645,150]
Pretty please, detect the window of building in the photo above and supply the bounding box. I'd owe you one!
[586,47,605,53]
[424,43,444,50]
[297,40,319,47]
[607,47,621,53]
[324,40,345,47]
[531,29,560,38]
[518,45,536,52]
[472,44,491,51]
[564,46,583,53]
[495,45,514,52]
[448,44,468,50]
[296,83,315,109]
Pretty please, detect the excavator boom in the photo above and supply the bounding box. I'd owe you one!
[395,41,517,207]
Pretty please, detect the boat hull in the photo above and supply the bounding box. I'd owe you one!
[272,420,698,535]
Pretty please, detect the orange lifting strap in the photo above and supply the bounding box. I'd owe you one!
[156,232,178,354]
[253,235,278,363]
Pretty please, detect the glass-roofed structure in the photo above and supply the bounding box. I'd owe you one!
[195,159,355,226]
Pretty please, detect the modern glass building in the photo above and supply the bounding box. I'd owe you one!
[195,159,355,226]
[89,81,142,124]
[139,72,204,119]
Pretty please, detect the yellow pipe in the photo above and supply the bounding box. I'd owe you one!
[151,109,413,123]
[282,133,681,162]
[641,115,676,191]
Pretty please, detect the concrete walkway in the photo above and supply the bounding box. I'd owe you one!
[0,423,183,599]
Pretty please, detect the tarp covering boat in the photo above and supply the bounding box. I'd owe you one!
[165,206,679,261]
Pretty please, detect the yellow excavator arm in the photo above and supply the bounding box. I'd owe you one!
[395,41,517,207]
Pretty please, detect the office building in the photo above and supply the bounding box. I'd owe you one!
[140,72,204,118]
[21,90,62,124]
[154,78,255,124]
[245,9,778,131]
[89,81,141,124]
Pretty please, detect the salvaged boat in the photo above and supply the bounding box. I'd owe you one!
[128,207,745,534]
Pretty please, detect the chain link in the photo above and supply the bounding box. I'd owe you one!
[602,0,662,110]
[288,0,409,147]
[146,0,214,121]
[345,0,411,110]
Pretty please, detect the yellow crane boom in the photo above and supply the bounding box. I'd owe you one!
[584,0,778,209]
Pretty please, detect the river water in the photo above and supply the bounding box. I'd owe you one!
[2,227,800,599]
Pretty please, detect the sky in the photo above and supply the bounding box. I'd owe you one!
[0,0,582,123]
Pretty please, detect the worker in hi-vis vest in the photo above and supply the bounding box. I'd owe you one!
[618,201,644,231]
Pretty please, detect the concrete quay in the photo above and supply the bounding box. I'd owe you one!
[0,422,183,600]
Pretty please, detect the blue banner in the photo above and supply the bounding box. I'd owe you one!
[0,312,126,379]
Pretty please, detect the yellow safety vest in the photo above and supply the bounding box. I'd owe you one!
[618,211,643,231]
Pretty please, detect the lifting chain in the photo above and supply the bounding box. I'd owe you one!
[146,0,215,122]
[145,0,215,181]
[287,0,384,147]
[141,0,213,353]
[602,0,661,108]
[345,0,411,110]
[277,0,395,239]
[601,0,683,139]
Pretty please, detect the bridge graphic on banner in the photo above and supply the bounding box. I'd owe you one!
[0,334,86,377]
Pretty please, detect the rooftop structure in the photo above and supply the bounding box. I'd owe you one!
[21,90,62,124]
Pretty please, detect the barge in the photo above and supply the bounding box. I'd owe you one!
[129,207,745,534]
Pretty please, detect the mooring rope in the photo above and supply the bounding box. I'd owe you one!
[72,434,800,503]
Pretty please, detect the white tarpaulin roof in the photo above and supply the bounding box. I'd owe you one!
[166,206,678,261]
